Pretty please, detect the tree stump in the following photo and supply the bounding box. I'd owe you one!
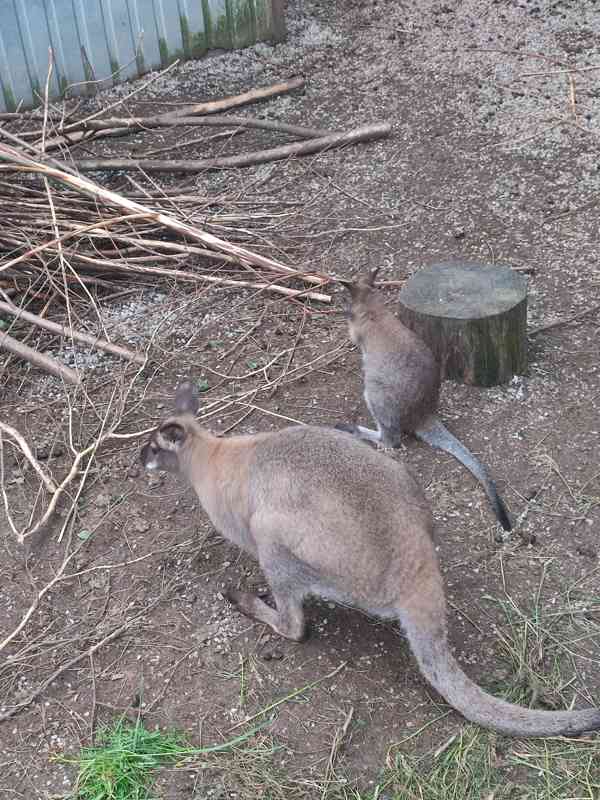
[398,262,528,386]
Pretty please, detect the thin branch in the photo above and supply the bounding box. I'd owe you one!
[0,421,56,492]
[74,123,392,173]
[0,588,169,721]
[63,252,332,303]
[43,114,333,151]
[529,302,600,336]
[20,439,96,543]
[0,141,329,290]
[0,298,146,365]
[171,78,306,117]
[0,329,81,385]
[0,212,152,274]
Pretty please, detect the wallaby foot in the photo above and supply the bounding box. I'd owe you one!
[334,422,356,435]
[355,425,383,444]
[226,588,307,642]
[335,422,383,446]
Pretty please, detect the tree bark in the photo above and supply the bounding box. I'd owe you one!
[398,262,528,386]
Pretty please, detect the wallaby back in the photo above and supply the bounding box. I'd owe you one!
[140,384,600,737]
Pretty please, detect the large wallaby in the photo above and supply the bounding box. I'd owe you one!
[139,382,600,737]
[337,269,512,531]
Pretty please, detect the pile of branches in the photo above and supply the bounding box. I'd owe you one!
[0,74,390,384]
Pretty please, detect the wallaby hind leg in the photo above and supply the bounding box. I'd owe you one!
[226,587,307,642]
[364,391,403,448]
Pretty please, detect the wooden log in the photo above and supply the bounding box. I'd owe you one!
[73,123,392,174]
[398,262,528,386]
[0,330,81,385]
[0,299,146,365]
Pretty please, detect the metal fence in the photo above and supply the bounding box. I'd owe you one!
[0,0,286,112]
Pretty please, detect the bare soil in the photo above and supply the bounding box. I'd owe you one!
[1,1,599,798]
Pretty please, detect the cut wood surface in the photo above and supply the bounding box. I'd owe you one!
[399,262,528,386]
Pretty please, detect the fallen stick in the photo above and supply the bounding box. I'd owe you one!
[66,78,305,134]
[65,252,332,303]
[43,114,333,151]
[0,212,153,274]
[40,77,312,150]
[45,114,331,150]
[0,588,167,721]
[0,329,81,384]
[80,231,239,264]
[0,141,329,291]
[529,301,600,336]
[0,299,146,365]
[171,78,306,116]
[0,420,57,493]
[74,123,392,173]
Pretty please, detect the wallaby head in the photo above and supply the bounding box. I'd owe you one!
[139,381,200,473]
[343,267,383,344]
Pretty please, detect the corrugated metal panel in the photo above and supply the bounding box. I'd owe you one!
[0,0,286,112]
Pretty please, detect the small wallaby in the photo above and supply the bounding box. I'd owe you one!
[337,269,512,531]
[139,382,600,737]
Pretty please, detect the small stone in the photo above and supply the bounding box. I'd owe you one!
[94,493,111,508]
[262,649,284,661]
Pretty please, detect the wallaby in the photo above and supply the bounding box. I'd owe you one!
[139,381,600,737]
[337,268,512,531]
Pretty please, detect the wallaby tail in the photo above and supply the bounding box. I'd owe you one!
[400,606,600,737]
[415,415,512,531]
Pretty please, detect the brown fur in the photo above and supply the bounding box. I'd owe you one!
[139,382,600,736]
[340,269,512,531]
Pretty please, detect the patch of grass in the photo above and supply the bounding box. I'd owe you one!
[378,727,600,800]
[509,738,600,799]
[381,727,512,800]
[57,717,261,800]
[65,720,186,799]
[482,570,600,712]
[371,579,600,800]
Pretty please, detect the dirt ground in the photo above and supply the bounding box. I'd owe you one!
[1,0,599,797]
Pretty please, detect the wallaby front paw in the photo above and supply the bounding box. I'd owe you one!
[224,588,244,608]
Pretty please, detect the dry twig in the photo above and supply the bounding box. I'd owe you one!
[0,298,146,365]
[529,302,600,336]
[0,141,331,294]
[0,421,56,493]
[0,329,81,385]
[74,123,392,173]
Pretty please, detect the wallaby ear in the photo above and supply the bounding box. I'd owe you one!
[175,381,199,415]
[339,276,360,300]
[366,266,380,286]
[156,422,187,451]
